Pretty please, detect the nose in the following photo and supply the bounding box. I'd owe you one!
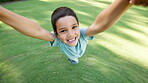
[67,30,74,38]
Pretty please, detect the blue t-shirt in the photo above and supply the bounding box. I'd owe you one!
[49,28,94,63]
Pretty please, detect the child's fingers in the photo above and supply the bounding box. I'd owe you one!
[129,0,148,7]
[129,0,141,4]
[129,0,135,4]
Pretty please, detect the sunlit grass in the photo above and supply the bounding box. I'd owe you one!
[92,32,148,67]
[79,0,110,8]
[117,27,148,46]
[0,22,14,31]
[88,4,148,67]
[0,62,22,83]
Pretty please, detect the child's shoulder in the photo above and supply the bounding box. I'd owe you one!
[79,27,94,41]
[80,27,87,34]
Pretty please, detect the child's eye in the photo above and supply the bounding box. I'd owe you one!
[72,26,77,29]
[60,30,66,33]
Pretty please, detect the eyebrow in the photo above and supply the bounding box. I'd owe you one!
[58,23,78,30]
[58,28,66,31]
[72,23,78,26]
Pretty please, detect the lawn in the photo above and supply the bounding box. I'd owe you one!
[0,0,148,83]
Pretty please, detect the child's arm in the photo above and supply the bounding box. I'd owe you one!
[0,6,54,41]
[86,0,132,36]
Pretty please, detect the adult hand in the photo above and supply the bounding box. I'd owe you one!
[129,0,148,7]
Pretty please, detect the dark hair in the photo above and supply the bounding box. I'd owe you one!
[51,7,79,35]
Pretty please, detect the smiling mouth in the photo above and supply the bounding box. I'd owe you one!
[67,37,76,43]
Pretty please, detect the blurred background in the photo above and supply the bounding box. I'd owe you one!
[0,0,148,83]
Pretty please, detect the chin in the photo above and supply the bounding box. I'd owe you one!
[67,43,77,47]
[67,41,78,47]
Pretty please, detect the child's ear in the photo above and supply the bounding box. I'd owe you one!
[54,31,59,38]
[54,31,56,34]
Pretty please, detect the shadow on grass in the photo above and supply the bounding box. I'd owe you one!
[0,43,148,83]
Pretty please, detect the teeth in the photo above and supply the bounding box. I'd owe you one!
[69,38,75,42]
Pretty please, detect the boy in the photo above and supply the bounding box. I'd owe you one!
[0,0,146,64]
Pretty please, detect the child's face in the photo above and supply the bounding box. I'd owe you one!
[56,16,80,47]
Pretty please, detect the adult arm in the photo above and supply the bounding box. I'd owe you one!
[129,0,148,6]
[0,6,54,41]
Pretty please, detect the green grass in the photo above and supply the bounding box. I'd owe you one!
[0,0,148,83]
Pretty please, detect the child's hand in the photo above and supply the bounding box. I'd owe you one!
[129,0,148,7]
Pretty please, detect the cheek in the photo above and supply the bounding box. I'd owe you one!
[76,29,80,35]
[57,34,67,40]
